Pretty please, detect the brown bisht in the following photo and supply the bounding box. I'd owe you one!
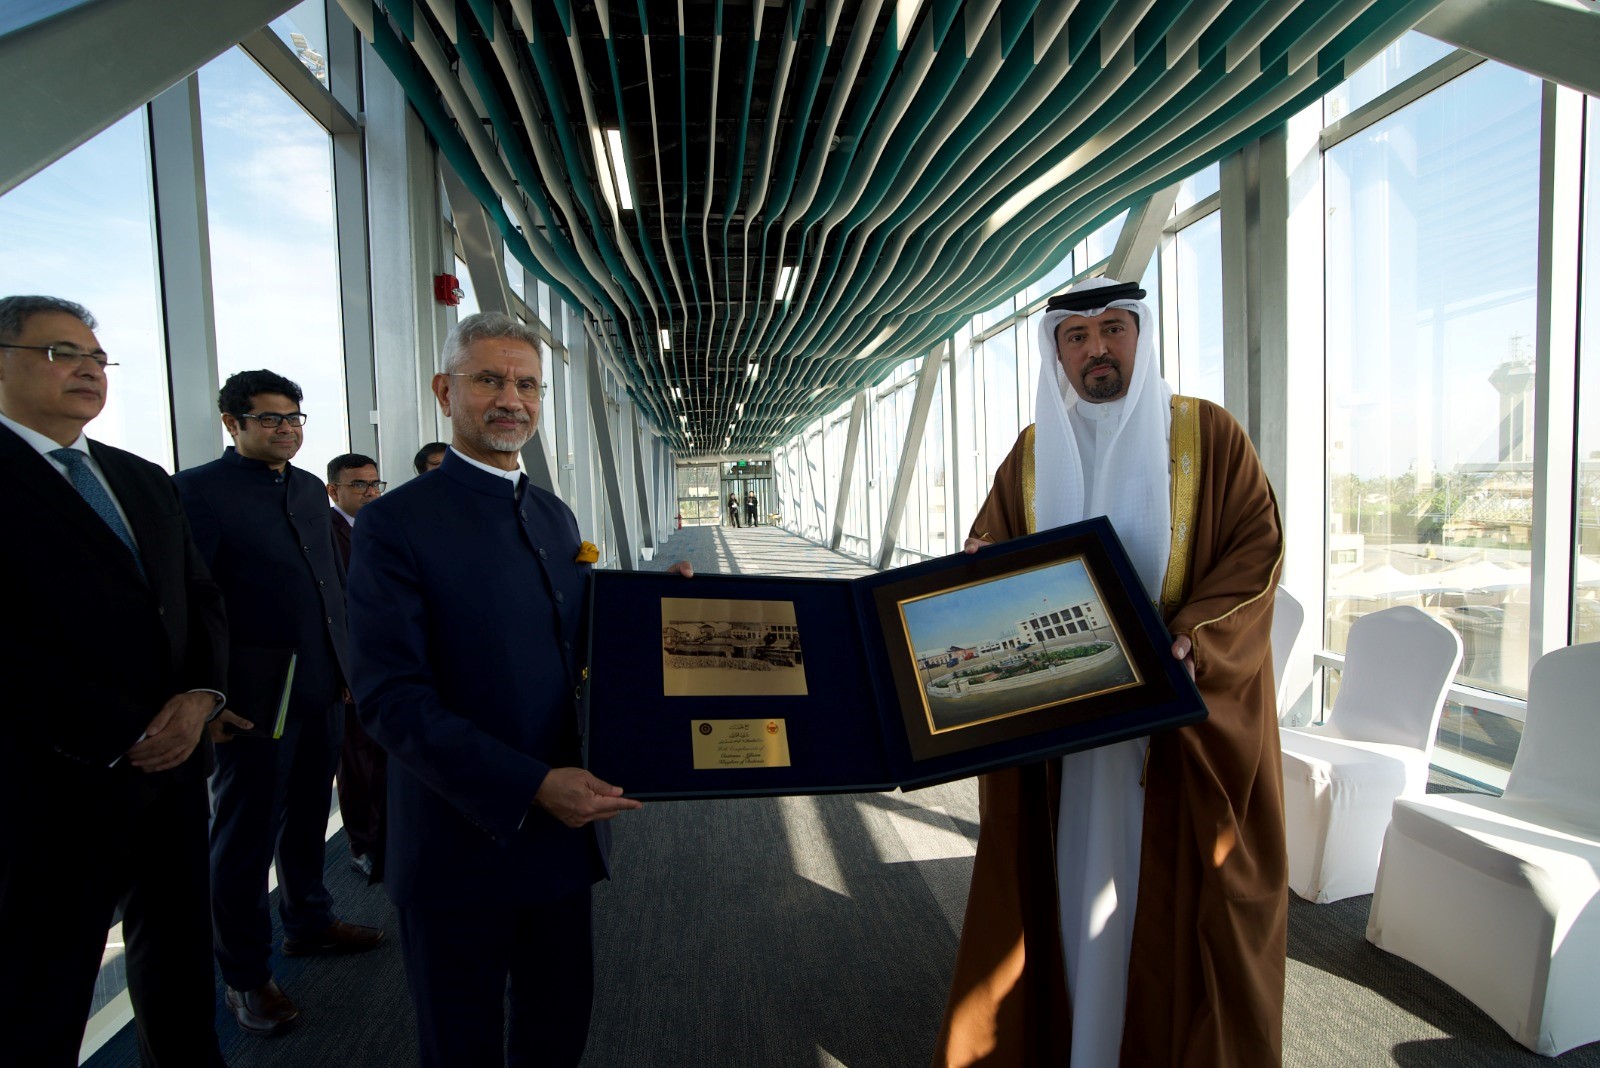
[933,397,1287,1067]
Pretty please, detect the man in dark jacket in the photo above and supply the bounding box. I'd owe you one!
[0,295,228,1066]
[326,452,387,881]
[174,370,383,1037]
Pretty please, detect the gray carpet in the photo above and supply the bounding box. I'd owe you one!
[84,526,1600,1066]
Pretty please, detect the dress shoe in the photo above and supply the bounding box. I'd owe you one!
[282,918,385,957]
[350,852,373,878]
[226,979,298,1035]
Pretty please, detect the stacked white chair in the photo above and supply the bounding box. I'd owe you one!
[1279,605,1462,902]
[1366,642,1600,1057]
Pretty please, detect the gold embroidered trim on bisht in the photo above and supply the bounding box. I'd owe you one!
[1160,395,1201,616]
[1022,424,1037,535]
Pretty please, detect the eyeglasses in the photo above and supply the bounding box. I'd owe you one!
[335,480,386,492]
[238,412,309,428]
[0,342,118,369]
[448,372,546,398]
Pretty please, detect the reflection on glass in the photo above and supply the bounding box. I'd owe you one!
[1081,209,1128,267]
[269,0,330,87]
[1324,62,1541,699]
[1026,248,1074,304]
[0,110,174,469]
[975,293,1015,335]
[1577,98,1600,646]
[1174,163,1220,215]
[980,325,1018,478]
[455,256,480,318]
[503,243,525,301]
[200,47,350,470]
[1324,31,1453,123]
[1172,211,1223,404]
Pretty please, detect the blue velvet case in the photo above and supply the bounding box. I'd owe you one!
[583,518,1205,799]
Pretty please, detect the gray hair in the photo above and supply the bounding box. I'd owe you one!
[0,295,97,341]
[440,312,542,374]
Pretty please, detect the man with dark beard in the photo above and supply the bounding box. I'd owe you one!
[344,312,652,1066]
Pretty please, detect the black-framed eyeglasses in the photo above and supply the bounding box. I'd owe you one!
[238,412,308,428]
[448,372,546,398]
[335,480,386,493]
[0,342,118,370]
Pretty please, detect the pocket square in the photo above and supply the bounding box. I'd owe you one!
[575,541,599,564]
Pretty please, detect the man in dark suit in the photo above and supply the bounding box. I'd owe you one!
[326,452,387,881]
[0,295,229,1066]
[347,312,685,1067]
[174,370,383,1037]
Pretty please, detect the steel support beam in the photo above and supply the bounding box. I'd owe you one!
[632,415,656,552]
[1,0,297,195]
[875,344,949,571]
[1106,187,1181,284]
[1420,0,1600,99]
[323,4,378,462]
[1219,127,1289,452]
[363,38,442,484]
[585,321,635,570]
[1529,83,1583,658]
[829,394,867,552]
[147,76,221,472]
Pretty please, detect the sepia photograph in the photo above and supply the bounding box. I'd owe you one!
[896,556,1141,733]
[661,597,809,697]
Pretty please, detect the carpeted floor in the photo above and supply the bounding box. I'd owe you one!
[84,526,1600,1066]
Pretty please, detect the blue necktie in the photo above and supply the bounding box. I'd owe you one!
[51,448,145,577]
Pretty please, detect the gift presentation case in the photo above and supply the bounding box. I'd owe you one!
[583,518,1205,800]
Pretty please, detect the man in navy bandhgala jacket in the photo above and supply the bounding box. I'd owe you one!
[346,312,645,1067]
[174,369,384,1037]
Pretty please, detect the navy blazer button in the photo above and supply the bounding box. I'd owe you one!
[538,548,548,560]
[157,606,166,616]
[318,580,325,586]
[554,591,565,603]
[302,545,310,552]
[326,616,334,625]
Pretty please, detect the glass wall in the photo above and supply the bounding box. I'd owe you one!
[0,111,173,467]
[1577,97,1600,645]
[200,46,350,469]
[1323,59,1541,715]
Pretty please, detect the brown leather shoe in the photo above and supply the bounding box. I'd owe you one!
[282,918,385,956]
[225,979,298,1035]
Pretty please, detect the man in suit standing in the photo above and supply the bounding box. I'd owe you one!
[174,370,383,1037]
[0,295,229,1066]
[346,312,682,1066]
[326,452,388,881]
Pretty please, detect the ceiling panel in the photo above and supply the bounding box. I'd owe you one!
[339,0,1438,454]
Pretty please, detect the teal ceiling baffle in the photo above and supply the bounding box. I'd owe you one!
[343,0,1436,454]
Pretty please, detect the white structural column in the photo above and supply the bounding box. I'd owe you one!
[875,343,950,571]
[1279,102,1329,724]
[324,7,378,460]
[0,0,297,195]
[363,39,443,481]
[584,321,636,570]
[147,76,222,472]
[1219,130,1290,471]
[1529,83,1584,658]
[830,395,868,551]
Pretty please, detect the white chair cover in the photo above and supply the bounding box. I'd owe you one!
[1279,605,1462,902]
[1367,643,1600,1056]
[1271,585,1305,718]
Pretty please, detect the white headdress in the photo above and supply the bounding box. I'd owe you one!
[1032,276,1172,598]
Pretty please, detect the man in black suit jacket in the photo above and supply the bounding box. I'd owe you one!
[0,296,228,1066]
[326,452,387,882]
[174,370,384,1037]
